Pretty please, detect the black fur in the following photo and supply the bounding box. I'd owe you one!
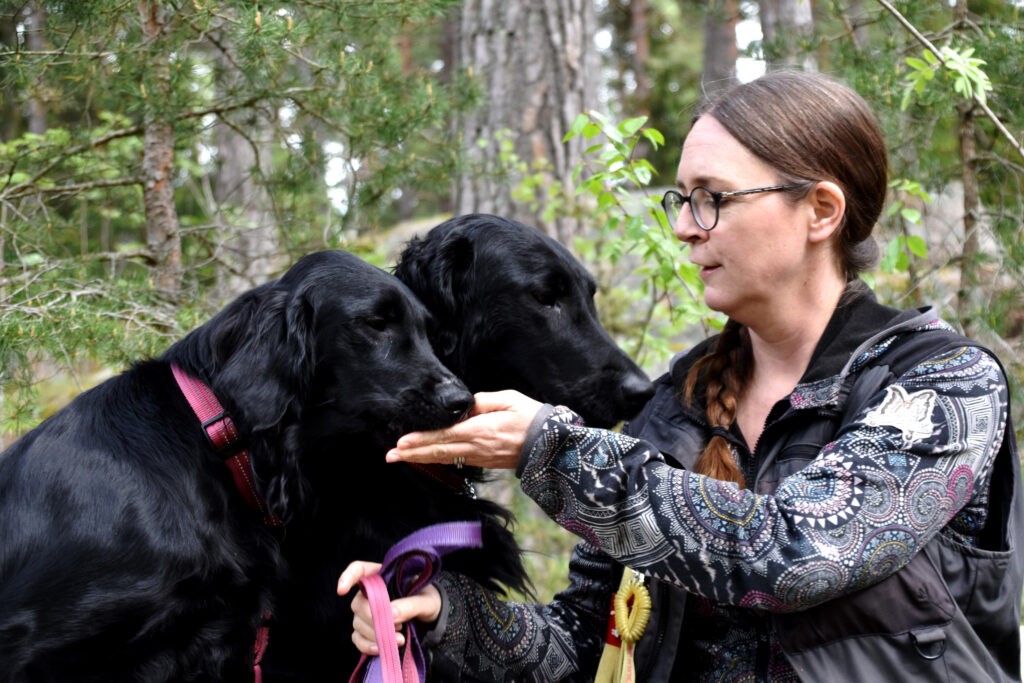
[396,214,654,426]
[0,251,478,682]
[262,215,654,681]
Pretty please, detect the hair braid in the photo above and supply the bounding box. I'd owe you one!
[683,320,751,488]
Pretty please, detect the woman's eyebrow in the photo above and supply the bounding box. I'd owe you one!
[675,175,725,190]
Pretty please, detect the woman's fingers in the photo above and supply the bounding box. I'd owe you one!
[385,390,543,469]
[337,560,383,596]
[349,584,442,655]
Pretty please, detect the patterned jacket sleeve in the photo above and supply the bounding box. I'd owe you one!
[422,540,614,681]
[519,345,1008,613]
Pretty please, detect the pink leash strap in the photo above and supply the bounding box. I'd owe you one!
[349,521,484,683]
[170,364,283,530]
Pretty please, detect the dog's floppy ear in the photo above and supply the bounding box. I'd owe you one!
[211,284,316,431]
[396,227,474,357]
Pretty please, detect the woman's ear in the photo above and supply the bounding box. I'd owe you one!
[806,180,846,244]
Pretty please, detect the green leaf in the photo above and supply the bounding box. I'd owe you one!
[905,57,929,71]
[906,235,928,258]
[618,116,648,137]
[900,207,922,224]
[564,113,589,142]
[642,128,665,147]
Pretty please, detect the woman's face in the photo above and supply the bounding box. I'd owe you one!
[673,115,815,326]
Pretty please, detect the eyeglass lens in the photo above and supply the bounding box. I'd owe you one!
[665,188,717,231]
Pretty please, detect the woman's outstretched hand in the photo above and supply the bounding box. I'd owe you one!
[386,390,543,470]
[337,561,443,655]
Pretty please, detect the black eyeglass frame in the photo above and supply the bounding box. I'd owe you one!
[661,184,802,231]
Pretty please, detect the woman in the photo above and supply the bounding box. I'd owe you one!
[339,71,1024,681]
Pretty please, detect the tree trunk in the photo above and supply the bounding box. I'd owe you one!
[758,0,816,71]
[26,2,47,135]
[953,0,979,332]
[0,12,21,141]
[213,108,281,301]
[631,0,650,111]
[139,0,182,302]
[702,0,740,96]
[453,0,598,244]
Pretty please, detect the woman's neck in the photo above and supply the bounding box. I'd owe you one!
[744,274,845,396]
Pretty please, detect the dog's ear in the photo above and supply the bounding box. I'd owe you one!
[396,228,474,357]
[211,285,316,431]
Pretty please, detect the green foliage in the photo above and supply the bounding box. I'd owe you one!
[564,111,714,371]
[0,0,467,434]
[901,45,993,111]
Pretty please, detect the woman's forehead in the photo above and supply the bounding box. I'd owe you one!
[677,116,770,187]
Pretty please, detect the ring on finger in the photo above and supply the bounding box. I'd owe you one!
[453,456,465,469]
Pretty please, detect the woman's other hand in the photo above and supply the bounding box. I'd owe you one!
[337,561,443,655]
[386,390,543,469]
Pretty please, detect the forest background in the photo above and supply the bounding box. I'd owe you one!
[2,0,1023,601]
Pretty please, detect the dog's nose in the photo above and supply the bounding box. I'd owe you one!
[436,378,474,420]
[620,372,655,414]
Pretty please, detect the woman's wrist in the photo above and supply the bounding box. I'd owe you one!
[515,403,559,477]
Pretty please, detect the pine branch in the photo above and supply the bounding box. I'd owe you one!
[2,176,143,200]
[874,0,1024,161]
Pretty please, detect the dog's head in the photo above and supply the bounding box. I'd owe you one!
[395,214,654,428]
[164,250,473,516]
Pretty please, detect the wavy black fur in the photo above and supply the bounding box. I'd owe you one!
[0,251,485,682]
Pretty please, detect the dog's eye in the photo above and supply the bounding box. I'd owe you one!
[533,292,556,307]
[365,317,388,331]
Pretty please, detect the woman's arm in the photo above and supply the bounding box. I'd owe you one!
[518,346,1008,612]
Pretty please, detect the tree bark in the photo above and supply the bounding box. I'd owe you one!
[953,0,979,332]
[138,0,182,302]
[0,11,21,141]
[213,108,281,301]
[26,2,47,135]
[702,0,740,96]
[758,0,816,71]
[453,0,598,244]
[630,0,650,111]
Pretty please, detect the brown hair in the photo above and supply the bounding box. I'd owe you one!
[684,71,888,487]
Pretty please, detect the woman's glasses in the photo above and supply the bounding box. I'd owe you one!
[661,184,801,231]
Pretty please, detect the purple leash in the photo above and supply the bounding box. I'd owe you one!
[348,521,483,683]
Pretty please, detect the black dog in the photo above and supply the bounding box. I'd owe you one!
[262,215,655,680]
[0,251,477,682]
[396,213,654,424]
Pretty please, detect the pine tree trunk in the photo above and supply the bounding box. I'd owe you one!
[138,0,182,302]
[954,0,979,332]
[213,109,281,301]
[702,0,739,96]
[26,2,47,135]
[453,0,598,244]
[631,0,650,110]
[758,0,816,71]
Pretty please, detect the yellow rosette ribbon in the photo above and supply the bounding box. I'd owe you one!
[595,567,651,683]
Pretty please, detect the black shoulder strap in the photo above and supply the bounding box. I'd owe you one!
[839,328,975,428]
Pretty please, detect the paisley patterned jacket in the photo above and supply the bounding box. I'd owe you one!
[423,292,1024,682]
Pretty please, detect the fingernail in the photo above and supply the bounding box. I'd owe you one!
[385,450,400,463]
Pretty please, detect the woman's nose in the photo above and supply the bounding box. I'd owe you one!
[672,204,706,244]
